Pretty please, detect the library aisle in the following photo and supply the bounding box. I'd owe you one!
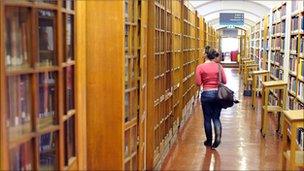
[161,69,282,170]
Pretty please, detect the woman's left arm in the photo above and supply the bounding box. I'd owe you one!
[221,67,227,84]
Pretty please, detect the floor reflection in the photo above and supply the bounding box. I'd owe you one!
[161,68,283,170]
[202,148,221,170]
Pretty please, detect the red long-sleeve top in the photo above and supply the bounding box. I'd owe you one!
[195,62,227,90]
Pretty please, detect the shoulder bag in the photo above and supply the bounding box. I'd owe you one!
[217,64,234,108]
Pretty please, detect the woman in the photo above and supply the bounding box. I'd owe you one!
[195,49,227,149]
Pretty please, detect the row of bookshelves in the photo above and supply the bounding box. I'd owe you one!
[250,1,304,111]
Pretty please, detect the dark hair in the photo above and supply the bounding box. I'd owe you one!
[205,45,211,55]
[206,49,219,60]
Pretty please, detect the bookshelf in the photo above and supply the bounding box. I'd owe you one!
[263,15,270,70]
[147,0,175,169]
[270,2,287,81]
[287,1,304,110]
[0,0,78,170]
[84,0,147,170]
[171,0,182,146]
[146,0,211,169]
[199,16,206,63]
[124,0,147,170]
[181,2,197,126]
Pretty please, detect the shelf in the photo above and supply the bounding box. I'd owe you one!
[283,151,304,167]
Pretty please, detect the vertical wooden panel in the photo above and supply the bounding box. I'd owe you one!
[86,1,124,170]
[0,0,8,168]
[75,1,87,170]
[146,0,155,169]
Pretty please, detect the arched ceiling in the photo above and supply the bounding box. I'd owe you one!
[189,0,285,29]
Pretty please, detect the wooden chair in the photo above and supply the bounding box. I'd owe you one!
[250,70,270,109]
[261,80,287,137]
[282,110,304,170]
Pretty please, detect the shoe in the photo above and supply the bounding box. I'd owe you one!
[204,140,212,147]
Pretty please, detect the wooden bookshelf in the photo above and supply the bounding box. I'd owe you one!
[287,1,304,110]
[83,0,148,170]
[172,0,182,141]
[0,0,79,170]
[147,0,175,169]
[270,2,286,81]
[199,16,205,63]
[262,15,269,70]
[181,2,197,125]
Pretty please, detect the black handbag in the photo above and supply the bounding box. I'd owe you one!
[217,64,235,109]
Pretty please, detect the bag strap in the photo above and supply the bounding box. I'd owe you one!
[218,64,222,84]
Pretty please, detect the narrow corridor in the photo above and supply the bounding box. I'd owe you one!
[161,69,283,170]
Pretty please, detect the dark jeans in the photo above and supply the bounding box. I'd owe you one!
[201,90,222,142]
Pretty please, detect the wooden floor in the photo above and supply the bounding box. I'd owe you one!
[161,68,283,170]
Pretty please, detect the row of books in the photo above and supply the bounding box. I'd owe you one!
[290,37,298,52]
[270,65,283,80]
[5,8,30,68]
[272,21,286,34]
[272,5,286,23]
[289,55,297,72]
[38,10,56,67]
[288,97,304,109]
[65,14,74,61]
[291,16,299,31]
[40,132,57,170]
[297,128,304,151]
[291,0,303,12]
[301,36,304,53]
[10,141,33,171]
[271,38,284,50]
[38,72,56,119]
[289,76,297,93]
[124,127,137,159]
[65,66,75,113]
[7,75,31,129]
[64,117,76,165]
[298,82,304,101]
[271,52,284,66]
[300,59,304,80]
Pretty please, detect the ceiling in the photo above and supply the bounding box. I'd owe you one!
[188,0,285,30]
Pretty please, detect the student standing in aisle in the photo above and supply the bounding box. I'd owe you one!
[195,49,227,149]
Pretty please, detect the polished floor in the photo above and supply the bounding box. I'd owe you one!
[161,68,283,170]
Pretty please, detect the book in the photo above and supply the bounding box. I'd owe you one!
[40,132,57,170]
[65,66,75,113]
[289,55,297,72]
[289,76,297,93]
[302,17,304,31]
[38,10,55,66]
[9,141,33,170]
[298,81,304,101]
[5,8,30,68]
[300,36,303,54]
[66,15,74,61]
[38,72,56,128]
[7,75,32,137]
[288,96,295,109]
[299,59,304,80]
[291,16,299,31]
[297,128,304,151]
[290,37,298,52]
[64,117,76,166]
